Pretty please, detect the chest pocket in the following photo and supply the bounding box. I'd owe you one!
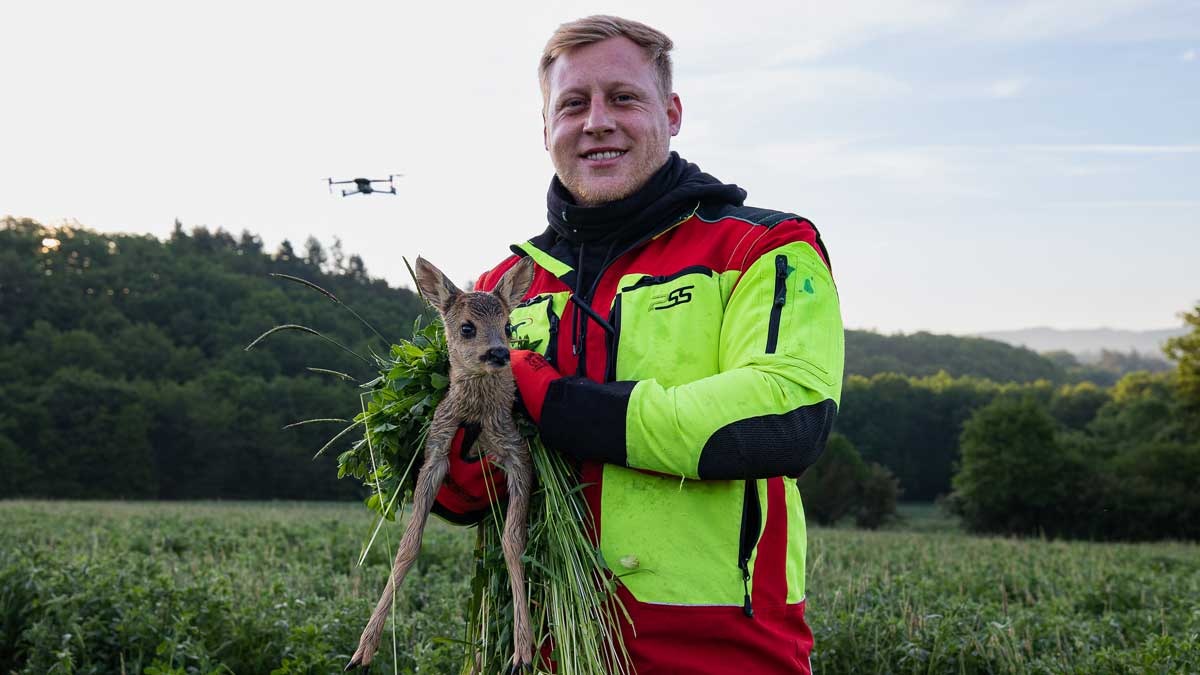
[508,292,567,366]
[606,266,728,387]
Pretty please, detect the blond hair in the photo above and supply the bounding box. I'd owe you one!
[539,15,674,106]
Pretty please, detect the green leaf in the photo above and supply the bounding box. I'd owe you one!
[430,372,449,390]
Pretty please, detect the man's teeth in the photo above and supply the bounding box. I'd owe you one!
[586,150,625,160]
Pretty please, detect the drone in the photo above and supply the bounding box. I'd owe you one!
[326,174,403,197]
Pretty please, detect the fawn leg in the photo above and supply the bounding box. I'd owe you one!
[491,427,534,671]
[346,421,455,671]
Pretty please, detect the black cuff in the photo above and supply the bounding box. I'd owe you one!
[539,377,636,466]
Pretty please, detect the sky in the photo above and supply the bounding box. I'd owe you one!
[2,0,1197,334]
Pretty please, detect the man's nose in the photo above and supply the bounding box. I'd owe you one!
[583,97,615,135]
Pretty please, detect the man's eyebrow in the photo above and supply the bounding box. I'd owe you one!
[553,80,650,103]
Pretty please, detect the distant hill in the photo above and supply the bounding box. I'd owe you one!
[845,329,1066,384]
[976,326,1185,360]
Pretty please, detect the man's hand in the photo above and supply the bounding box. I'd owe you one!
[433,424,508,523]
[510,349,563,424]
[432,352,561,523]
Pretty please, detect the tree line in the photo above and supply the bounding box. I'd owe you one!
[1,217,1194,540]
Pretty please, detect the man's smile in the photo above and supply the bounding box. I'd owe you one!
[581,148,627,163]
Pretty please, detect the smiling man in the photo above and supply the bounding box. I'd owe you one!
[433,15,844,674]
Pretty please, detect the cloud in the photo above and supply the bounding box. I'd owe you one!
[1022,144,1200,154]
[987,77,1030,98]
[1184,48,1198,62]
[681,66,911,104]
[750,139,956,185]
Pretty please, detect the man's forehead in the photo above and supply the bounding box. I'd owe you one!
[546,37,655,92]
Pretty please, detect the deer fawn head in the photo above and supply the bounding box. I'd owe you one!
[414,256,535,376]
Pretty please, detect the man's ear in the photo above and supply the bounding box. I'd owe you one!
[543,109,549,151]
[668,93,682,137]
[492,257,535,311]
[414,256,461,313]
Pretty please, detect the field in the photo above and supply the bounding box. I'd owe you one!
[1,502,1197,674]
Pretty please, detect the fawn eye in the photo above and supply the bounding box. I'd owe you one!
[460,322,476,338]
[504,323,514,337]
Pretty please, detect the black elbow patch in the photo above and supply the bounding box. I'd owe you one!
[697,399,837,480]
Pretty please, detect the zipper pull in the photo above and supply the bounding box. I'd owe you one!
[774,256,788,306]
[740,562,754,618]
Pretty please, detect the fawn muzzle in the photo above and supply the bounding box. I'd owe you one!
[481,346,511,367]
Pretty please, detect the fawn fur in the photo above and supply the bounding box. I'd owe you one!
[347,256,536,672]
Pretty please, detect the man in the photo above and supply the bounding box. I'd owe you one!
[433,15,843,674]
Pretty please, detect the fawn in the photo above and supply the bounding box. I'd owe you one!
[347,256,536,672]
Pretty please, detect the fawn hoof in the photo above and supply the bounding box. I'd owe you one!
[344,657,367,673]
[510,661,532,673]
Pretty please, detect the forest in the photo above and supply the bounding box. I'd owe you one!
[1,216,1196,540]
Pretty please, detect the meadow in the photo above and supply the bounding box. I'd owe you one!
[1,501,1197,674]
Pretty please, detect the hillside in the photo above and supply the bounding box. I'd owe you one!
[845,329,1067,383]
[0,217,424,499]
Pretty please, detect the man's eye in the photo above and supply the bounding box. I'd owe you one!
[614,94,634,103]
[460,323,476,338]
[563,99,584,110]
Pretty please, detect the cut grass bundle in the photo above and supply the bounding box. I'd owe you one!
[343,319,632,674]
[249,273,631,674]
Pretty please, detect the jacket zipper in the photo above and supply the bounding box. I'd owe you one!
[765,254,788,354]
[605,294,623,382]
[738,479,761,618]
[545,304,559,367]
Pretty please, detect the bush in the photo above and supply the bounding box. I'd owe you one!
[855,463,901,529]
[799,433,899,528]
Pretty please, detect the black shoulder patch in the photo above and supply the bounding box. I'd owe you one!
[695,203,808,229]
[695,203,832,270]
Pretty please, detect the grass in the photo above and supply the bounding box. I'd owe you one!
[1,500,1197,674]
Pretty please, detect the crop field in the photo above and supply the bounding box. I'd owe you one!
[1,501,1197,674]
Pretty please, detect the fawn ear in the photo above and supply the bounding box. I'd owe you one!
[492,257,534,310]
[414,256,461,313]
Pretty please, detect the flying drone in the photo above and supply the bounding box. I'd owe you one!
[326,174,403,197]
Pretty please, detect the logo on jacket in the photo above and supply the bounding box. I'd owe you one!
[652,285,694,311]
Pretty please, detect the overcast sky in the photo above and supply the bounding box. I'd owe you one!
[2,0,1197,334]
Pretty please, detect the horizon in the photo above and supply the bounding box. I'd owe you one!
[3,1,1197,334]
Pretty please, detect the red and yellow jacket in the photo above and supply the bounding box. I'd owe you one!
[462,196,844,673]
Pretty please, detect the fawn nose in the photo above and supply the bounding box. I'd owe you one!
[482,347,510,366]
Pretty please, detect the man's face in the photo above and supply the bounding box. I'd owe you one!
[543,36,682,206]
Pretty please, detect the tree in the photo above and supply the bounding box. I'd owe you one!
[304,236,327,271]
[951,396,1085,535]
[1049,381,1111,430]
[1164,302,1200,419]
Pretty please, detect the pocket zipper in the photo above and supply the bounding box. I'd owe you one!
[738,479,761,618]
[765,254,788,354]
[621,265,713,292]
